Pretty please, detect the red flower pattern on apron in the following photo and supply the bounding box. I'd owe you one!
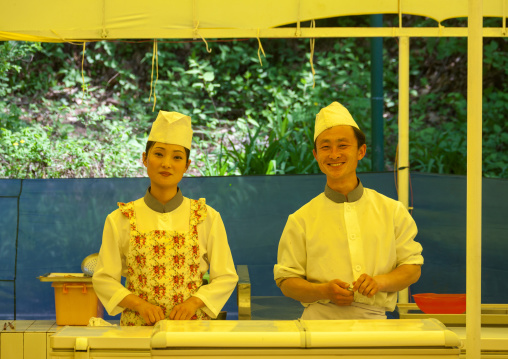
[118,199,209,326]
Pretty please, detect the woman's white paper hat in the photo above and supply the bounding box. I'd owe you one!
[314,102,360,141]
[148,111,193,149]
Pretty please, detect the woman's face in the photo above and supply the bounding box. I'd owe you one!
[143,142,190,190]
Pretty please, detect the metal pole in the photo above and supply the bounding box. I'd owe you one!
[397,36,410,304]
[466,0,483,358]
[370,14,384,172]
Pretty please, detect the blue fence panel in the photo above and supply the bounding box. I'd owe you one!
[16,178,150,318]
[3,174,508,320]
[0,198,18,281]
[0,281,14,320]
[0,180,21,281]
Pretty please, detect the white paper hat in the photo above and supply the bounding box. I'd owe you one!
[314,102,360,141]
[148,111,193,149]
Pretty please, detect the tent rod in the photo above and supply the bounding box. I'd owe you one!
[2,27,508,42]
[397,36,410,304]
[370,15,385,172]
[466,0,483,358]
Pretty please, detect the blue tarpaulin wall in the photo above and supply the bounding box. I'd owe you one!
[0,173,507,320]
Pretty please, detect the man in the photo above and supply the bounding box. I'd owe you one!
[273,102,423,320]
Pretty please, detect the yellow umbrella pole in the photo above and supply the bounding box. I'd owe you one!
[466,0,483,358]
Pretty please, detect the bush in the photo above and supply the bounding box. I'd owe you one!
[0,22,506,179]
[0,119,145,178]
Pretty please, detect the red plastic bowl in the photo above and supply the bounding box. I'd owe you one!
[412,293,466,314]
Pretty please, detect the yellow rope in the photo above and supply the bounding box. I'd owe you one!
[309,20,316,88]
[394,144,398,193]
[503,0,506,35]
[101,0,107,38]
[398,0,402,28]
[148,41,154,103]
[52,31,90,95]
[295,0,301,36]
[194,20,212,53]
[154,40,158,111]
[257,29,266,66]
[148,39,159,112]
[81,42,86,94]
[50,29,82,45]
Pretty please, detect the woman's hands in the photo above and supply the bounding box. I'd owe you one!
[119,294,165,325]
[169,296,205,320]
[133,300,165,325]
[120,294,206,324]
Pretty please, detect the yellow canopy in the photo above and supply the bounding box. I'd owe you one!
[1,0,506,41]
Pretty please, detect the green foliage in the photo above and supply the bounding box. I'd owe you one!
[0,120,145,178]
[482,90,508,178]
[195,141,233,176]
[0,42,42,84]
[383,29,507,178]
[0,41,43,131]
[0,27,506,179]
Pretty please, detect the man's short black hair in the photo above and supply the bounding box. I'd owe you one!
[313,126,366,152]
[145,141,190,162]
[353,127,366,148]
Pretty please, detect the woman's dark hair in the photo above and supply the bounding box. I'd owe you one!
[145,141,190,162]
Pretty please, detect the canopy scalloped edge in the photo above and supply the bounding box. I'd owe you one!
[1,0,507,42]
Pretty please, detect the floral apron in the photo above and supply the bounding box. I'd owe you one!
[118,198,210,326]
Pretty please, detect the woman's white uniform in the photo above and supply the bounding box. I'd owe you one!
[93,188,238,324]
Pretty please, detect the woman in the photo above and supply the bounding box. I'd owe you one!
[93,111,238,325]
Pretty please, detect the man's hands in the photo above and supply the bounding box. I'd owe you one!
[280,266,421,306]
[330,265,421,300]
[324,274,380,305]
[279,274,384,306]
[323,279,354,306]
[351,273,379,298]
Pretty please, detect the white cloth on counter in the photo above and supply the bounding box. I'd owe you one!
[93,195,238,319]
[88,317,117,326]
[301,302,386,320]
[274,183,423,318]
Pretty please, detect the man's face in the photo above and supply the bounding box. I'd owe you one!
[313,125,366,186]
[143,142,190,190]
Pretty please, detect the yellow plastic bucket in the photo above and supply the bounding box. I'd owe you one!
[51,282,104,325]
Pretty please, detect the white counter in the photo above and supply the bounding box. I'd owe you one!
[0,320,57,359]
[48,319,461,359]
[449,326,508,355]
[6,319,508,358]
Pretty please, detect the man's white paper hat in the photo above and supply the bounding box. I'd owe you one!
[148,111,193,149]
[314,102,360,141]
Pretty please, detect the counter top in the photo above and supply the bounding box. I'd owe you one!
[0,320,58,333]
[3,319,466,351]
[150,319,460,349]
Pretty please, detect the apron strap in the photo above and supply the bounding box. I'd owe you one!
[189,198,207,231]
[118,201,137,231]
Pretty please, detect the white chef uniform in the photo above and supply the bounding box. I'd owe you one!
[93,188,238,319]
[274,181,424,319]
